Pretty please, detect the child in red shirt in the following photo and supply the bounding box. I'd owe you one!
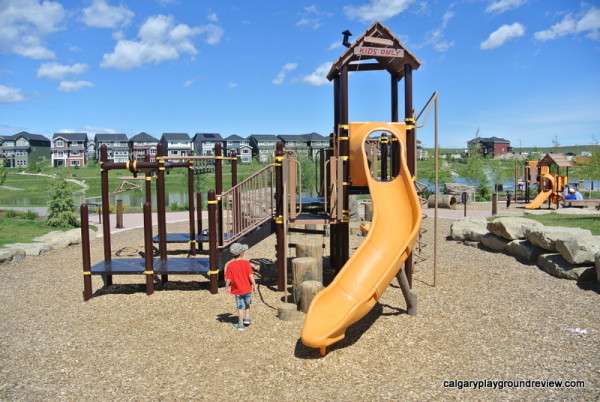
[225,243,257,331]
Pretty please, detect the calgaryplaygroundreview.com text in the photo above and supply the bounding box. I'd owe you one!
[443,379,585,390]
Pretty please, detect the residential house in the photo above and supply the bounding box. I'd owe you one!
[129,132,159,161]
[302,132,329,159]
[51,133,88,167]
[417,140,428,160]
[160,133,193,160]
[193,133,223,156]
[467,136,511,158]
[277,134,310,157]
[249,134,280,163]
[0,131,51,168]
[94,133,129,162]
[223,134,252,163]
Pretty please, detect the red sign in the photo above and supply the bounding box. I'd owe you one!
[354,46,404,58]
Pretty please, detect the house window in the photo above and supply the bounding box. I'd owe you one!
[150,148,157,155]
[71,151,80,156]
[71,160,80,167]
[56,140,64,147]
[57,151,64,158]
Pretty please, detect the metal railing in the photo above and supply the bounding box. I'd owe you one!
[218,164,276,247]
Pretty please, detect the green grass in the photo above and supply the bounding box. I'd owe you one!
[0,218,69,247]
[520,213,600,236]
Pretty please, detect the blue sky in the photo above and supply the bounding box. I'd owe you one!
[1,0,599,149]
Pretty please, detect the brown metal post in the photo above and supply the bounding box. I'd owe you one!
[99,145,112,286]
[231,151,241,234]
[207,190,219,294]
[492,193,498,215]
[145,174,152,204]
[81,204,93,301]
[196,192,203,251]
[381,133,389,181]
[275,142,286,291]
[339,64,350,266]
[215,143,224,246]
[404,64,415,288]
[187,162,196,255]
[156,143,168,282]
[391,75,400,177]
[143,202,154,295]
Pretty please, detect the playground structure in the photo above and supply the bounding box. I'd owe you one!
[524,153,571,209]
[80,22,430,356]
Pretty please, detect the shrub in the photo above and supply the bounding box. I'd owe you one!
[46,179,79,228]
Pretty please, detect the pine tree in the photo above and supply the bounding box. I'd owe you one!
[46,179,79,228]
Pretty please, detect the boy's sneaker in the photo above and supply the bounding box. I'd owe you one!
[232,323,245,331]
[243,317,252,325]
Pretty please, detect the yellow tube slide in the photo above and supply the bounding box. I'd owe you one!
[525,173,555,209]
[301,122,422,351]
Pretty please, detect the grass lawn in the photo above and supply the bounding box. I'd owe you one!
[0,218,70,248]
[520,213,600,236]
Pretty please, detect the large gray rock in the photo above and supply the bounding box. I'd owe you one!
[487,217,544,241]
[0,248,26,265]
[506,240,546,263]
[555,236,600,265]
[450,216,488,241]
[444,183,476,203]
[596,253,600,283]
[3,242,52,256]
[480,233,511,252]
[525,226,592,252]
[32,228,92,249]
[537,253,596,281]
[464,226,488,242]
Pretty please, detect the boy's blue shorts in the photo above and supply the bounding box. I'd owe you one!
[235,293,252,310]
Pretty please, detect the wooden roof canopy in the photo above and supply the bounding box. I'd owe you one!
[327,21,422,81]
[538,153,572,168]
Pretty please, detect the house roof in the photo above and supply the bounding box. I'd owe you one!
[53,133,87,141]
[250,134,280,141]
[9,131,50,142]
[468,136,510,144]
[538,153,572,168]
[302,132,327,141]
[130,132,158,142]
[162,133,190,141]
[278,134,308,142]
[194,133,223,141]
[224,134,247,141]
[95,133,128,141]
[327,21,422,81]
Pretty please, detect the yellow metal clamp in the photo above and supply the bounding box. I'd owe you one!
[207,200,218,205]
[133,160,137,171]
[339,156,349,161]
[146,176,152,181]
[143,271,154,275]
[380,137,389,144]
[338,136,349,140]
[274,216,284,224]
[159,167,165,171]
[343,209,351,213]
[125,161,130,170]
[342,182,350,186]
[208,270,219,275]
[339,124,350,130]
[189,240,197,244]
[82,271,91,275]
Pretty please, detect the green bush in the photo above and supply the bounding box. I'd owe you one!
[5,210,18,218]
[475,184,491,201]
[46,179,79,228]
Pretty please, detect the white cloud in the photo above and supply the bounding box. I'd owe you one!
[82,0,134,28]
[0,85,26,103]
[207,13,218,23]
[100,15,223,70]
[327,41,343,51]
[534,7,600,41]
[485,0,527,14]
[344,0,414,23]
[300,62,333,86]
[480,22,525,49]
[37,62,88,80]
[227,82,238,88]
[183,79,194,87]
[296,4,333,29]
[58,80,94,93]
[421,10,455,52]
[0,0,65,59]
[272,63,298,85]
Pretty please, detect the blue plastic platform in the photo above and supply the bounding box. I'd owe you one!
[89,258,211,275]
